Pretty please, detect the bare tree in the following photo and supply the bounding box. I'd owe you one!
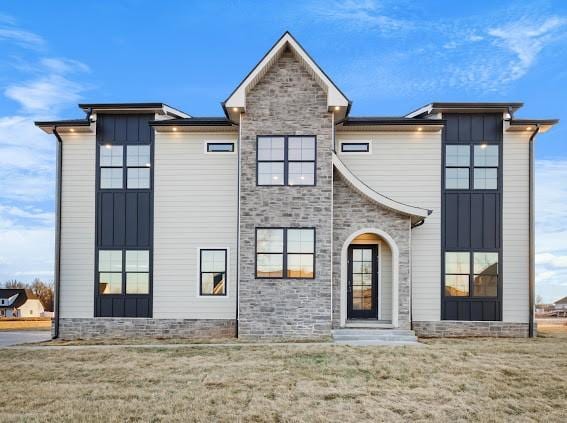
[536,294,544,305]
[3,280,26,289]
[29,279,54,312]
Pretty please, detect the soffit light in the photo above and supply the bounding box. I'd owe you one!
[172,127,177,132]
[334,106,340,111]
[417,127,423,131]
[526,127,532,131]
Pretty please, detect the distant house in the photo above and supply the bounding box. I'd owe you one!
[554,296,567,310]
[0,289,45,318]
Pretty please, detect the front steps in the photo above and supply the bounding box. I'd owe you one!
[332,328,420,346]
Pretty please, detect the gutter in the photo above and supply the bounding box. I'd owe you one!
[528,124,540,338]
[52,127,63,339]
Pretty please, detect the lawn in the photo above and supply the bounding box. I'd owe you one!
[1,328,566,422]
[0,318,51,331]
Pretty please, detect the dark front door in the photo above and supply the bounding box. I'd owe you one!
[347,245,378,319]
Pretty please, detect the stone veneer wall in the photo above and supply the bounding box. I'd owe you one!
[57,318,236,340]
[332,171,412,329]
[413,321,530,337]
[238,51,333,340]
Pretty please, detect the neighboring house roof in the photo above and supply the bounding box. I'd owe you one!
[223,31,351,122]
[0,289,37,309]
[554,296,567,305]
[332,153,432,224]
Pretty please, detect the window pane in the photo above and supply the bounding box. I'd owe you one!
[256,254,283,277]
[258,137,284,160]
[288,137,315,161]
[201,272,226,295]
[99,273,122,294]
[474,145,498,167]
[342,143,369,152]
[474,168,497,190]
[446,145,470,167]
[99,250,122,272]
[445,275,469,296]
[258,162,284,185]
[445,168,469,189]
[287,254,314,278]
[201,250,226,272]
[287,229,314,253]
[207,143,234,152]
[101,168,123,189]
[257,229,284,253]
[125,250,149,272]
[473,275,497,296]
[126,273,149,294]
[126,145,151,167]
[127,168,150,189]
[445,252,470,274]
[474,252,498,275]
[100,145,123,167]
[288,162,315,185]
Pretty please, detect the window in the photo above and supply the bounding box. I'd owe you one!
[445,252,470,296]
[127,145,151,189]
[256,228,315,279]
[200,249,227,296]
[99,250,123,294]
[445,145,469,189]
[341,142,370,153]
[257,136,316,186]
[100,145,123,189]
[444,251,498,297]
[207,142,234,153]
[125,250,150,294]
[474,145,498,189]
[473,252,498,296]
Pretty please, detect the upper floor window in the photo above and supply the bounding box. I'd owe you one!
[126,146,151,189]
[206,142,235,153]
[445,144,499,190]
[257,136,316,186]
[340,142,370,153]
[100,145,123,189]
[256,228,315,279]
[473,145,498,190]
[445,145,469,189]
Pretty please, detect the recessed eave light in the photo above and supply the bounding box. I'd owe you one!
[526,127,532,131]
[417,127,423,131]
[334,106,340,111]
[172,127,177,132]
[232,107,239,112]
[70,128,75,132]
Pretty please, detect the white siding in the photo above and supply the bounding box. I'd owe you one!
[60,133,96,318]
[502,132,530,322]
[337,132,442,321]
[153,132,238,319]
[18,299,45,317]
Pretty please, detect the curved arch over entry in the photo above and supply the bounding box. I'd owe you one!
[340,228,400,327]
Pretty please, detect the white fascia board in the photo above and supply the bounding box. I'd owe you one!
[332,153,431,220]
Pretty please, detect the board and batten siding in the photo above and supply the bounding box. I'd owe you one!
[60,133,96,318]
[502,131,530,323]
[153,132,238,319]
[337,132,442,321]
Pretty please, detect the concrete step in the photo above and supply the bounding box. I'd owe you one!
[332,328,420,345]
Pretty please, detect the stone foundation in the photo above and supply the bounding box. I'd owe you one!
[413,321,531,338]
[57,318,236,340]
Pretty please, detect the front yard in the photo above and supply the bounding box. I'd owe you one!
[1,327,566,422]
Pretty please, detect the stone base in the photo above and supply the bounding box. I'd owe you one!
[413,321,530,338]
[57,318,236,340]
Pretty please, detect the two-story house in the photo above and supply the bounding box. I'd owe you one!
[36,32,558,340]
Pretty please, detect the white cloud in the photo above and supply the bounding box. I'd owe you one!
[41,58,90,74]
[0,27,45,49]
[488,16,567,81]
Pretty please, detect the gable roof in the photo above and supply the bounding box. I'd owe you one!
[555,296,567,305]
[223,32,350,122]
[0,289,36,309]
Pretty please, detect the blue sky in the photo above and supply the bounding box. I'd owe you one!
[0,0,566,302]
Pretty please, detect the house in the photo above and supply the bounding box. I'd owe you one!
[0,289,45,318]
[553,297,567,310]
[35,32,558,340]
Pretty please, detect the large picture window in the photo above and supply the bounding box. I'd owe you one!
[257,136,316,186]
[200,249,227,296]
[256,228,315,279]
[445,251,498,297]
[98,249,150,295]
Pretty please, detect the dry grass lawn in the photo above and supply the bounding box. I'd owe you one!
[0,318,51,331]
[1,327,566,422]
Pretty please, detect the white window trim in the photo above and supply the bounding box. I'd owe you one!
[338,140,372,155]
[203,140,237,155]
[196,246,231,298]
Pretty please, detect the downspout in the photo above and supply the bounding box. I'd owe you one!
[235,113,242,338]
[52,127,63,339]
[528,124,540,338]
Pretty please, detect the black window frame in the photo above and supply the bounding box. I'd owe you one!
[473,144,499,190]
[255,227,316,279]
[256,135,317,186]
[97,248,151,296]
[99,144,124,189]
[444,251,499,299]
[126,145,152,190]
[340,142,370,153]
[199,249,228,296]
[206,142,235,153]
[444,144,470,190]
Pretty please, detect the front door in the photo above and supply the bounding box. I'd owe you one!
[347,245,378,319]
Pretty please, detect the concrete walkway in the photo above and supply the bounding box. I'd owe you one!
[0,331,52,347]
